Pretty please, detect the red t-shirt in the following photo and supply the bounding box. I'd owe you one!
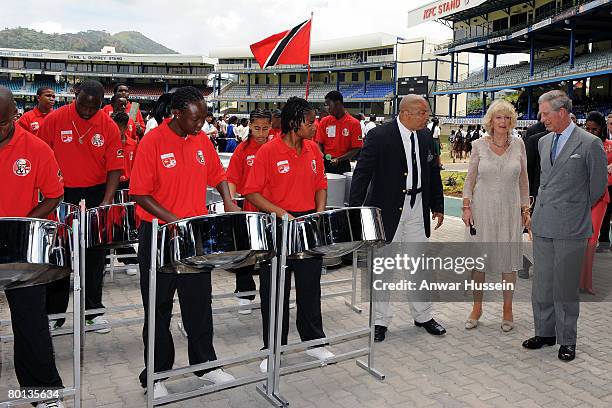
[226,138,265,212]
[17,107,50,137]
[102,102,145,129]
[268,128,282,141]
[242,135,327,212]
[315,113,363,158]
[120,136,138,182]
[129,122,226,223]
[38,103,124,188]
[0,125,64,217]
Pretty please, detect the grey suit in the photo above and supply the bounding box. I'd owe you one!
[531,125,608,345]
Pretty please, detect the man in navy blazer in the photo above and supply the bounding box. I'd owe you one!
[349,95,445,342]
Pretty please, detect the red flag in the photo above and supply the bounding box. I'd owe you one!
[250,19,311,69]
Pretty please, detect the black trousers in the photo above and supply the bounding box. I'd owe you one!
[323,158,351,175]
[232,264,257,300]
[138,222,217,387]
[46,184,108,324]
[5,284,63,390]
[260,256,325,348]
[598,186,612,244]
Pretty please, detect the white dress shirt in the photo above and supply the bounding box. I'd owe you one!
[396,117,422,190]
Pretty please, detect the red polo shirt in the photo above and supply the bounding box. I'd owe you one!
[17,106,50,137]
[120,136,138,182]
[103,101,145,129]
[226,138,265,212]
[0,125,64,217]
[268,128,282,141]
[242,135,327,212]
[129,122,226,223]
[38,103,124,188]
[315,113,363,158]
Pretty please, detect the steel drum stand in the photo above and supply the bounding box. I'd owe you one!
[261,220,384,407]
[144,215,281,407]
[0,219,82,408]
[255,214,289,407]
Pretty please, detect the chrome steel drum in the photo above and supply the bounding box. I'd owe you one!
[86,203,138,248]
[114,189,132,204]
[288,207,385,259]
[49,202,79,225]
[326,173,346,208]
[0,218,72,290]
[218,152,233,169]
[158,212,274,271]
[206,198,246,214]
[343,171,353,206]
[206,187,222,205]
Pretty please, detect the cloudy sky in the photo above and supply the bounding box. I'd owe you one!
[1,0,528,67]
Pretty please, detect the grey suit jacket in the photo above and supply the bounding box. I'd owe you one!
[532,125,608,239]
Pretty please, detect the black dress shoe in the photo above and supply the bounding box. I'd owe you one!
[374,325,387,342]
[558,345,576,361]
[522,336,556,349]
[414,318,446,335]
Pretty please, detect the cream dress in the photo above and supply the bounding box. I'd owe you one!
[462,135,529,274]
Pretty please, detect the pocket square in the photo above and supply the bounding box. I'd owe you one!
[570,153,581,159]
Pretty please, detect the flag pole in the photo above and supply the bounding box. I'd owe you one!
[305,12,313,100]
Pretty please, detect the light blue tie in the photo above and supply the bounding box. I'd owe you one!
[550,133,561,164]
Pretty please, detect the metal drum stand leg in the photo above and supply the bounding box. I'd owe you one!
[356,247,385,380]
[257,214,289,407]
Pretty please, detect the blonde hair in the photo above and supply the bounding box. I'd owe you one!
[482,99,518,136]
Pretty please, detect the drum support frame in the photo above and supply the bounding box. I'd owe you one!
[256,218,384,407]
[0,219,82,408]
[145,215,284,407]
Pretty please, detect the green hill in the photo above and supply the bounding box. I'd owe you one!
[0,28,177,54]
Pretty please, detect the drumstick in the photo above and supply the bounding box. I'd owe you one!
[128,102,140,122]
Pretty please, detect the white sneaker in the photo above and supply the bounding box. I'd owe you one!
[126,267,138,276]
[153,381,169,399]
[37,400,65,408]
[238,298,252,315]
[259,358,268,373]
[305,347,335,362]
[199,368,235,384]
[86,316,111,334]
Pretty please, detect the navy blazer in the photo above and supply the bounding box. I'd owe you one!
[349,119,444,242]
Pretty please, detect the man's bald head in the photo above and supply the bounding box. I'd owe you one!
[0,87,17,143]
[398,94,430,131]
[399,94,427,111]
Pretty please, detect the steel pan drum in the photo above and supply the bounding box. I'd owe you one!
[49,202,79,225]
[86,203,138,248]
[114,189,132,204]
[0,218,72,290]
[326,173,346,208]
[218,152,233,169]
[206,198,246,214]
[288,207,385,259]
[206,187,222,205]
[158,212,274,271]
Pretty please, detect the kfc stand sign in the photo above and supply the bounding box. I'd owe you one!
[407,0,487,28]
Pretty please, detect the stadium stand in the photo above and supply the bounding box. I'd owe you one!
[0,79,24,92]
